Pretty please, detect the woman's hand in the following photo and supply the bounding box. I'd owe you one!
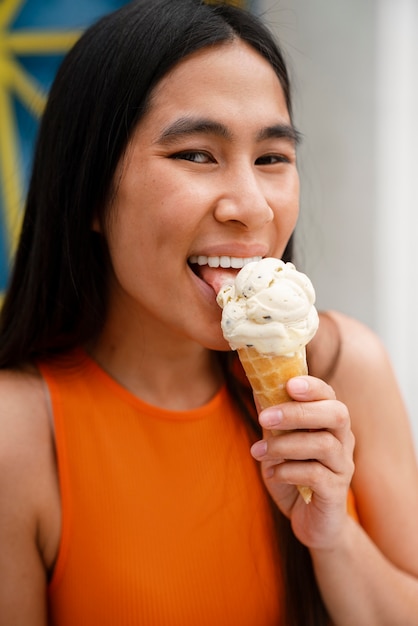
[250,375,355,549]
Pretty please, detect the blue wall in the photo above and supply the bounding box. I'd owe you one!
[0,0,128,290]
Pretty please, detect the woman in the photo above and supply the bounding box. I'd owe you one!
[0,1,417,624]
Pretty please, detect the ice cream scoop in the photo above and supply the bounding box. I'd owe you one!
[217,257,318,355]
[217,257,319,503]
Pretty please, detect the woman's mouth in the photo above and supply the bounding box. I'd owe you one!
[188,255,262,294]
[188,255,262,269]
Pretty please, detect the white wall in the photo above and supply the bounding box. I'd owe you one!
[257,0,418,450]
[374,0,418,450]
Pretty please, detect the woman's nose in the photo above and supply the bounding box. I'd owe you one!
[213,168,274,230]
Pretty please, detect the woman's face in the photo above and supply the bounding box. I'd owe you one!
[103,40,300,351]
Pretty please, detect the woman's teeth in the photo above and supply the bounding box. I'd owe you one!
[188,255,262,269]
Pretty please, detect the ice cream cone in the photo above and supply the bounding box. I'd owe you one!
[237,346,307,410]
[237,345,313,504]
[217,258,319,504]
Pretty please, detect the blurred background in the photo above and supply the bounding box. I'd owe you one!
[257,0,418,450]
[0,0,417,449]
[0,0,128,285]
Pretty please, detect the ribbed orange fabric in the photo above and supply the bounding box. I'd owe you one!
[40,350,283,626]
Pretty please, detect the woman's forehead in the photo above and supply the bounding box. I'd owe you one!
[144,40,289,127]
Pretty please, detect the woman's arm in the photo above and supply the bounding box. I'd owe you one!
[0,370,59,626]
[251,311,418,625]
[311,515,418,625]
[314,311,418,625]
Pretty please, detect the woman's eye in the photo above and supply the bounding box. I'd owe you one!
[171,151,213,163]
[255,154,290,165]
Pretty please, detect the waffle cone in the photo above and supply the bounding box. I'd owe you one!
[237,345,313,504]
[237,347,307,411]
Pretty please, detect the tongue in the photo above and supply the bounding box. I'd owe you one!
[199,265,238,294]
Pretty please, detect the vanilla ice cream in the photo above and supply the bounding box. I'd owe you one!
[217,257,319,356]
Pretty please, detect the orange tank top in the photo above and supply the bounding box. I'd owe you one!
[40,350,283,626]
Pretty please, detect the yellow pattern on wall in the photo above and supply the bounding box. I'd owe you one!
[0,0,80,258]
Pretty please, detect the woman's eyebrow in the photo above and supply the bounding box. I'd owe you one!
[156,117,231,143]
[155,116,301,146]
[257,124,302,145]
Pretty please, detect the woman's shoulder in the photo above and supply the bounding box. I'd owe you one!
[0,365,60,571]
[0,365,53,504]
[0,365,50,444]
[308,310,414,469]
[0,365,56,493]
[307,309,391,384]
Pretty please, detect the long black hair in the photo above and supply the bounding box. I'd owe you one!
[0,1,325,623]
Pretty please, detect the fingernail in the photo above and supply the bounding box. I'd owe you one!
[288,377,309,393]
[261,408,283,429]
[250,440,267,458]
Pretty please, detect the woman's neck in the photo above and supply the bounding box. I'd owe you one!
[89,323,224,411]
